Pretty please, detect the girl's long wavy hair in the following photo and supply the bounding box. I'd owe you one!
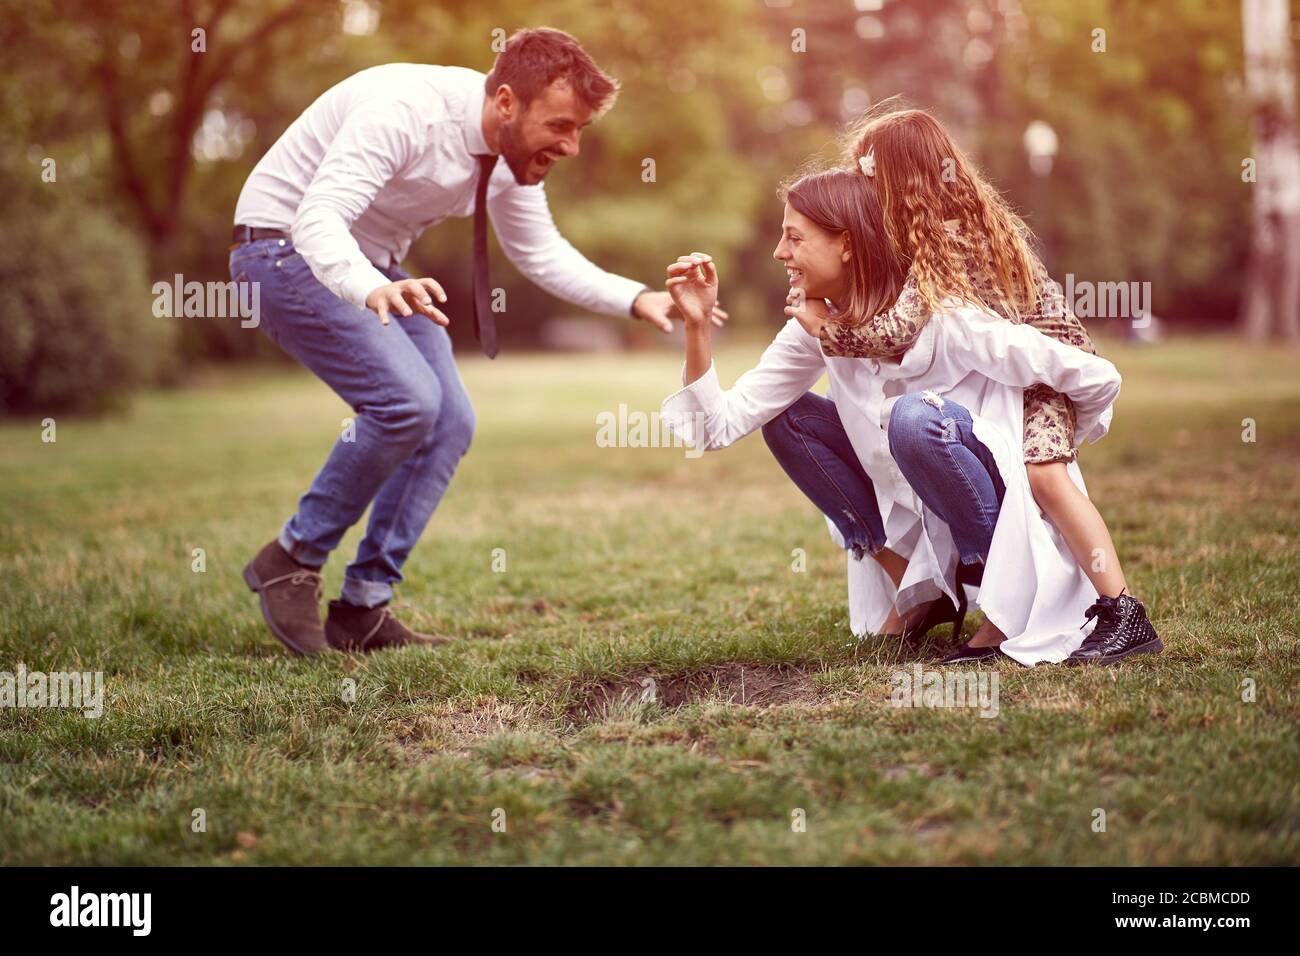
[844,103,1040,320]
[779,166,905,327]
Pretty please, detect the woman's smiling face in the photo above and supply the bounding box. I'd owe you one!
[772,203,851,305]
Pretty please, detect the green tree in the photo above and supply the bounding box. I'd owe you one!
[0,156,176,413]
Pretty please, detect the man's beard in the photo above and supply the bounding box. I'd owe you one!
[499,120,546,185]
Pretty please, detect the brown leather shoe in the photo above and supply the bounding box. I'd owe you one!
[242,540,328,656]
[325,600,453,652]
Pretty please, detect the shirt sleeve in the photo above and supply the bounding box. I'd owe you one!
[660,319,826,452]
[818,274,932,359]
[487,182,647,317]
[943,307,1122,445]
[290,101,421,309]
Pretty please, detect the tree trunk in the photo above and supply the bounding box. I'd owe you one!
[1240,0,1300,343]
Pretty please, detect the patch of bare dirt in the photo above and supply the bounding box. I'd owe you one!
[884,762,934,781]
[485,765,557,784]
[393,700,548,757]
[570,663,821,723]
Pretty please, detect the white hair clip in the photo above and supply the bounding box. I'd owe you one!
[858,149,875,178]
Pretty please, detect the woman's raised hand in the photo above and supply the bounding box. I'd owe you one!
[665,253,719,327]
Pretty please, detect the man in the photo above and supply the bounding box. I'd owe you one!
[230,28,723,655]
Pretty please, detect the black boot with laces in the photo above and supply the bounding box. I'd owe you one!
[1066,592,1163,666]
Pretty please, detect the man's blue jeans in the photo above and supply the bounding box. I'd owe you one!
[762,391,1006,567]
[229,239,475,607]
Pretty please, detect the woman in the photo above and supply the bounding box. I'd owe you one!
[660,166,1157,666]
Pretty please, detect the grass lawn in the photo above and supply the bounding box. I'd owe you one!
[1,333,1297,865]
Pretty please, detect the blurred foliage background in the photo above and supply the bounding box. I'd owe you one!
[0,0,1281,411]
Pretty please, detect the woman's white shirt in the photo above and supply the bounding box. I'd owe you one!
[661,304,1122,665]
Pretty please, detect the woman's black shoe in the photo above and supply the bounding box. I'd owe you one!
[946,560,984,641]
[940,639,1002,664]
[900,595,959,646]
[902,560,984,647]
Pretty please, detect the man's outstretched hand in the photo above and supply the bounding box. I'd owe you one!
[632,288,729,333]
[365,278,450,327]
[365,278,726,332]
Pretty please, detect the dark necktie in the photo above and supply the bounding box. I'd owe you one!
[472,153,500,358]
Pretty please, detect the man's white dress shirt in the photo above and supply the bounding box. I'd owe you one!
[661,306,1124,666]
[234,63,645,315]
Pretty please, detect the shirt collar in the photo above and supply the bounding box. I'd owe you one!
[464,78,494,157]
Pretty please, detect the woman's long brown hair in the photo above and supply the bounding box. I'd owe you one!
[779,167,906,327]
[844,103,1041,320]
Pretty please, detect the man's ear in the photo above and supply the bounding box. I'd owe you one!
[495,83,518,121]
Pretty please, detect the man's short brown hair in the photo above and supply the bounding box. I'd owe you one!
[485,28,620,115]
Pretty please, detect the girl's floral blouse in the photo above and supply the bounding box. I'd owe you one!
[818,223,1097,464]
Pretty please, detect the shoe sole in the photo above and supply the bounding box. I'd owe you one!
[243,560,323,657]
[939,649,1001,665]
[1066,636,1164,666]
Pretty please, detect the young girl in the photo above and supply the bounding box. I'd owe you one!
[784,108,1158,664]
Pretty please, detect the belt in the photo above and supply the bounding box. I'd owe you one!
[230,225,290,248]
